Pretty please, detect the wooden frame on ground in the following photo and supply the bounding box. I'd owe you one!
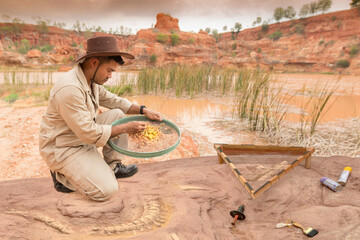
[214,144,315,199]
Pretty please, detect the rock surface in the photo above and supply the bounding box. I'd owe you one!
[0,155,359,239]
[155,13,180,31]
[0,9,360,73]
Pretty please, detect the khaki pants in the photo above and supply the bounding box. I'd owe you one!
[54,109,127,201]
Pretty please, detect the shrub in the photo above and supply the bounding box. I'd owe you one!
[231,52,236,57]
[39,43,54,53]
[336,59,350,68]
[170,33,179,46]
[189,38,195,44]
[269,30,282,41]
[156,33,168,43]
[17,39,30,54]
[350,45,359,56]
[262,23,269,32]
[5,92,18,103]
[331,16,337,21]
[319,40,325,45]
[232,43,237,50]
[257,48,262,53]
[150,54,157,63]
[295,23,305,35]
[71,42,77,47]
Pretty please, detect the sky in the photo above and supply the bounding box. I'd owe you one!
[0,0,352,33]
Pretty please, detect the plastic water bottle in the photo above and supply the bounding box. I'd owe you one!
[337,167,352,186]
[320,177,342,192]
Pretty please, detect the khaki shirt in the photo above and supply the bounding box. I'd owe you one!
[39,64,132,170]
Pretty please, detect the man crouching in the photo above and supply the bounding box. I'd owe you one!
[39,36,161,201]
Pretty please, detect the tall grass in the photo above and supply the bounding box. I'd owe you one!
[0,69,54,104]
[298,83,338,136]
[136,65,237,97]
[233,68,278,131]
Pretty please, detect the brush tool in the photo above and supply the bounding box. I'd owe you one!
[276,222,292,229]
[230,205,246,225]
[291,220,318,237]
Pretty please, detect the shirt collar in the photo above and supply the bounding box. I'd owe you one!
[75,63,92,93]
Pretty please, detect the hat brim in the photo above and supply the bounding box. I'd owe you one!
[74,51,135,63]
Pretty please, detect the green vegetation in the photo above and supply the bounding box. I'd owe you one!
[319,40,325,45]
[105,85,133,96]
[350,0,360,8]
[232,43,237,50]
[298,83,337,135]
[150,54,157,63]
[299,0,332,17]
[0,69,55,105]
[350,45,359,56]
[273,7,285,22]
[170,33,180,46]
[284,6,296,20]
[156,33,168,43]
[336,59,350,68]
[17,39,30,54]
[261,23,269,32]
[234,22,242,33]
[295,23,305,35]
[212,29,221,43]
[189,38,195,44]
[252,17,262,27]
[4,92,18,103]
[269,30,282,41]
[39,43,54,53]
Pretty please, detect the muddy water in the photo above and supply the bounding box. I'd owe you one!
[127,73,359,155]
[273,74,360,122]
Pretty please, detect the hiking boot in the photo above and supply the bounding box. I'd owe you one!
[50,171,74,193]
[114,163,138,179]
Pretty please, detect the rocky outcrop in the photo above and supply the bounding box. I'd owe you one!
[0,9,359,73]
[26,49,41,58]
[154,13,180,31]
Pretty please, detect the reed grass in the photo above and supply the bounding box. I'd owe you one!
[0,69,54,104]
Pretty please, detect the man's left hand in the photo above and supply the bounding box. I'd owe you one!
[144,108,162,121]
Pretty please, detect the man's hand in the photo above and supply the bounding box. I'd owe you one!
[111,121,147,137]
[143,108,162,121]
[124,121,147,134]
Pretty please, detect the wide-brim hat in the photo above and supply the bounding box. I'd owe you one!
[74,35,135,63]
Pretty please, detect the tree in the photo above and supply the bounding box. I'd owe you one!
[212,29,221,42]
[73,20,82,35]
[223,25,227,31]
[11,17,25,33]
[234,22,242,32]
[1,14,11,22]
[284,6,296,20]
[300,4,310,18]
[350,0,360,8]
[317,0,332,14]
[252,17,262,27]
[273,7,285,22]
[310,2,319,15]
[205,27,211,34]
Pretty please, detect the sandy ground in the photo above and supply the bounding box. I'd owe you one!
[0,155,359,240]
[0,106,199,181]
[1,105,360,239]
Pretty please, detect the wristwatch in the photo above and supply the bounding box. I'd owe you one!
[140,105,146,114]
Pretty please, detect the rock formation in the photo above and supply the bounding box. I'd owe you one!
[0,9,359,73]
[154,13,180,31]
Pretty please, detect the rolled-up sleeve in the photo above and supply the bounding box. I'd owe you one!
[54,86,111,147]
[98,86,132,113]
